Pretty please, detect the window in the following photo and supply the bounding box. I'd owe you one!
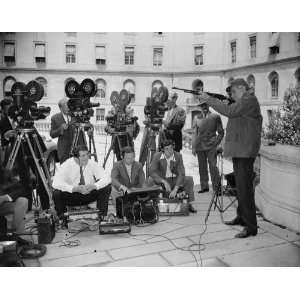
[194,46,204,65]
[249,35,256,58]
[153,48,163,66]
[96,108,105,122]
[269,71,279,98]
[35,77,47,97]
[247,75,255,94]
[267,110,274,124]
[95,46,106,65]
[269,33,280,55]
[3,76,16,97]
[124,79,136,103]
[124,46,134,65]
[34,43,46,63]
[230,41,236,63]
[3,41,16,63]
[65,44,76,64]
[95,79,106,99]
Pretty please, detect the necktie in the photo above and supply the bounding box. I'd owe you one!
[79,166,85,185]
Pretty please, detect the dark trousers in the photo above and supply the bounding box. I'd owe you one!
[197,148,220,191]
[232,157,257,232]
[53,184,111,218]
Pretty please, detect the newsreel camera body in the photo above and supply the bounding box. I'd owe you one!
[65,78,100,161]
[6,80,53,210]
[102,89,139,169]
[139,86,169,177]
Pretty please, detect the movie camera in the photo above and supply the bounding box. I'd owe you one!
[8,80,51,128]
[65,78,100,123]
[105,89,138,134]
[143,86,169,130]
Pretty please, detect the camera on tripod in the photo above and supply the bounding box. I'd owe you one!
[8,80,51,128]
[105,89,138,134]
[143,86,169,130]
[65,78,100,123]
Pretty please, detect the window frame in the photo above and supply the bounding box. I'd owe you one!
[34,41,46,64]
[124,46,135,65]
[269,72,279,98]
[194,45,204,66]
[230,40,237,63]
[96,108,106,122]
[65,43,77,64]
[153,47,163,67]
[3,40,16,64]
[95,44,106,65]
[249,35,257,59]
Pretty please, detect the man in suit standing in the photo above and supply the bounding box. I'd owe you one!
[50,98,73,164]
[199,78,263,238]
[111,146,146,207]
[162,92,186,152]
[192,103,224,194]
[149,139,196,213]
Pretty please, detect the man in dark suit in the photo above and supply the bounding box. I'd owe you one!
[162,92,186,152]
[192,103,224,193]
[199,78,263,238]
[50,98,73,164]
[111,146,146,207]
[149,139,196,213]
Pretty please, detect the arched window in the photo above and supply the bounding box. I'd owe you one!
[294,68,300,86]
[95,78,106,99]
[3,76,16,97]
[192,79,204,91]
[247,74,255,94]
[269,71,279,98]
[152,80,163,90]
[35,77,48,97]
[123,79,136,103]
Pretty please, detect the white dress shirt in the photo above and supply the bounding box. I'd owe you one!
[52,157,111,193]
[160,153,176,178]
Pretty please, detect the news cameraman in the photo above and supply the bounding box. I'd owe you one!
[198,78,263,238]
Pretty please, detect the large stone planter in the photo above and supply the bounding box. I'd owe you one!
[255,143,300,232]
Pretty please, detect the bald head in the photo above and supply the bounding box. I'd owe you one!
[167,92,178,109]
[58,98,69,115]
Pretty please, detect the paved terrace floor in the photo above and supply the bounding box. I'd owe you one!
[23,186,300,267]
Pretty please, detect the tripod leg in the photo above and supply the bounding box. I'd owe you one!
[6,133,23,170]
[70,127,80,156]
[205,191,217,224]
[102,135,115,169]
[89,134,98,162]
[24,133,52,205]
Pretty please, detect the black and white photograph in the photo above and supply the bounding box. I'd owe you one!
[0,0,299,298]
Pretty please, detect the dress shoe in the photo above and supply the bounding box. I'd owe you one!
[235,227,257,238]
[188,204,197,213]
[198,188,209,194]
[224,217,245,226]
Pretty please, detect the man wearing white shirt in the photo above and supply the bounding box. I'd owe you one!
[52,145,111,220]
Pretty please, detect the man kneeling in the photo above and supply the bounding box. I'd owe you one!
[52,145,111,223]
[149,139,196,213]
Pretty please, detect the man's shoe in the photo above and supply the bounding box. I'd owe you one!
[188,204,197,213]
[224,217,245,226]
[198,188,209,194]
[235,227,257,238]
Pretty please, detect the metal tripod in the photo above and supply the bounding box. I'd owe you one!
[204,150,237,224]
[102,131,132,169]
[70,122,98,162]
[5,128,53,209]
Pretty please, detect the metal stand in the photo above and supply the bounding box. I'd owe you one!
[204,151,237,224]
[102,131,132,169]
[6,128,53,209]
[70,122,98,162]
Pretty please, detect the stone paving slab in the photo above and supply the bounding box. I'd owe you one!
[160,233,285,266]
[108,237,191,261]
[40,250,112,267]
[176,257,229,267]
[99,254,170,267]
[220,243,300,267]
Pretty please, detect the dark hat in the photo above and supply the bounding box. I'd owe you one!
[230,78,249,90]
[0,98,12,108]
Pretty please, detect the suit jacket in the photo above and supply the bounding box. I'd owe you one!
[192,111,224,152]
[111,160,145,190]
[50,112,73,163]
[164,105,186,151]
[207,92,263,158]
[149,151,185,186]
[0,115,13,147]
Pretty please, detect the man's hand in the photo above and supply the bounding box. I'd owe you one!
[162,180,172,193]
[87,127,94,137]
[169,188,178,199]
[61,123,69,131]
[84,184,97,194]
[0,194,13,205]
[72,186,86,194]
[4,130,17,140]
[119,185,130,194]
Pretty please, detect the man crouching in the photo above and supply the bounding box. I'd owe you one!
[52,145,111,223]
[149,139,196,213]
